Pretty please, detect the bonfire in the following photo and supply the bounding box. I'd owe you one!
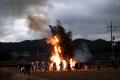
[47,34,76,71]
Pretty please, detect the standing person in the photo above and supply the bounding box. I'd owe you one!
[60,61,63,71]
[67,62,71,72]
[44,61,49,72]
[31,62,35,72]
[18,62,24,74]
[24,62,31,75]
[36,61,39,71]
[75,62,78,71]
[39,62,42,72]
[53,63,57,71]
[41,61,45,72]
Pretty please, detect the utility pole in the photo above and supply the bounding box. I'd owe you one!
[107,21,116,61]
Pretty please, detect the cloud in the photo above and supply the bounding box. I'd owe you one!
[0,0,48,18]
[0,18,50,42]
[0,0,49,42]
[27,15,48,32]
[47,0,120,40]
[0,0,120,42]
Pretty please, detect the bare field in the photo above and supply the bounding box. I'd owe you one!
[0,67,120,80]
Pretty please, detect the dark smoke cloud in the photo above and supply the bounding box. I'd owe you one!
[0,0,49,40]
[0,0,48,18]
[27,15,48,32]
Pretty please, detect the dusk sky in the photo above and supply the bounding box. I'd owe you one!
[0,0,120,42]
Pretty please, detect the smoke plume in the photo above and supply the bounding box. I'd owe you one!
[75,43,92,62]
[27,15,48,32]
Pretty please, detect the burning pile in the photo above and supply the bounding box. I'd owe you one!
[47,21,76,71]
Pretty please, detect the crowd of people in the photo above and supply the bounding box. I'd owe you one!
[18,61,82,74]
[18,61,49,74]
[18,62,31,74]
[18,61,110,74]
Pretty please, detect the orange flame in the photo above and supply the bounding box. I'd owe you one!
[48,34,76,71]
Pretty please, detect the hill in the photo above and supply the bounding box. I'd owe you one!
[0,38,120,61]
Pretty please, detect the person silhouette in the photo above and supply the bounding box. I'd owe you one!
[75,62,78,71]
[67,62,71,72]
[60,61,63,71]
[53,63,57,71]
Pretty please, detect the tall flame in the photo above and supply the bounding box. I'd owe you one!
[47,34,76,71]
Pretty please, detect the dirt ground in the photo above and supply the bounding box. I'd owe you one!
[0,67,120,80]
